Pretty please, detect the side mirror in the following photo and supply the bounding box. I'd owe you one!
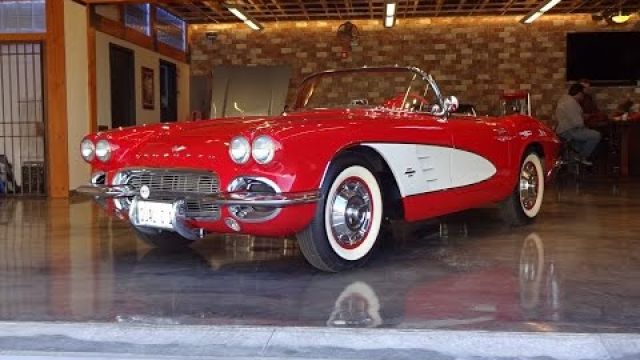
[432,96,459,118]
[443,96,459,114]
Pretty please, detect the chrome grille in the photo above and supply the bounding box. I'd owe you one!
[117,169,221,220]
[126,171,219,194]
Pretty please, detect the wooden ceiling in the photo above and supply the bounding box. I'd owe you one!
[84,1,640,24]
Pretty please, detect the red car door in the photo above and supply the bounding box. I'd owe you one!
[446,114,513,202]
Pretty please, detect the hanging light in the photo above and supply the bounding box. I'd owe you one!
[223,4,263,31]
[520,0,562,24]
[611,10,630,24]
[384,1,397,28]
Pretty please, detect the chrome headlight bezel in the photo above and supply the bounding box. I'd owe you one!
[229,136,251,164]
[95,140,112,162]
[80,139,95,162]
[251,135,276,165]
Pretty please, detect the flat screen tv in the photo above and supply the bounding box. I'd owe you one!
[566,31,640,84]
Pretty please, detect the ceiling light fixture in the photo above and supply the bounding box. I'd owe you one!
[521,0,562,24]
[611,10,630,24]
[224,4,263,31]
[384,1,397,28]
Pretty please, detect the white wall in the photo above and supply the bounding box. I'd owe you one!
[64,0,90,191]
[95,32,190,129]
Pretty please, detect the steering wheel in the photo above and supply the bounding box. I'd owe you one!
[383,92,430,111]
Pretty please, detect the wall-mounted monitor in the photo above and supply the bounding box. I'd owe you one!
[566,31,640,85]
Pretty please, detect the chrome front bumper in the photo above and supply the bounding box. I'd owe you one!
[76,185,321,207]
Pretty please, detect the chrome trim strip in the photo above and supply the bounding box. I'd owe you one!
[77,184,321,207]
[77,185,136,198]
[213,190,320,206]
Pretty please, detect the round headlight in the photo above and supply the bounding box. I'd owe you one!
[95,140,112,162]
[80,139,95,161]
[229,136,250,164]
[252,135,276,165]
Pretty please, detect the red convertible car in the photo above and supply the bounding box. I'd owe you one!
[78,66,560,272]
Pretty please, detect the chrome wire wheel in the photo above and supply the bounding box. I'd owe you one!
[518,153,544,218]
[329,177,373,250]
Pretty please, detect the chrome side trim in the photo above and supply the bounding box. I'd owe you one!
[77,185,321,207]
[77,185,136,198]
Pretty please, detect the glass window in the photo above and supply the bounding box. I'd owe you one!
[124,3,151,36]
[0,0,45,34]
[155,7,186,51]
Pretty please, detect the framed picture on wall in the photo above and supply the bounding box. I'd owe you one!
[141,67,154,110]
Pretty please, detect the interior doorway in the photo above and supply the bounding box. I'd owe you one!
[109,44,135,129]
[0,42,46,196]
[159,59,177,122]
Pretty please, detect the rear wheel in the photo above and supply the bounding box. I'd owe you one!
[297,157,383,272]
[500,152,545,226]
[133,227,195,249]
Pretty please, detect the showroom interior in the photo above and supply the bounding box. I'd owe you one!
[1,0,640,359]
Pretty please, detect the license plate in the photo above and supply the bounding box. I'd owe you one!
[135,200,175,230]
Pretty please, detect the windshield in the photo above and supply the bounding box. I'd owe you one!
[293,67,443,114]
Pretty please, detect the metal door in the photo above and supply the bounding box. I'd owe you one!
[0,42,45,196]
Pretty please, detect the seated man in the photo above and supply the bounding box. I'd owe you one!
[555,83,601,165]
[578,79,608,127]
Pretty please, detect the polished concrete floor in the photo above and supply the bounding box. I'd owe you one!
[1,180,639,333]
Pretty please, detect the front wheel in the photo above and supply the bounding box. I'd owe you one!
[297,157,383,272]
[500,152,545,226]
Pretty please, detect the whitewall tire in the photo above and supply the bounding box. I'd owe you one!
[500,151,545,226]
[519,153,544,219]
[297,156,383,272]
[324,165,383,261]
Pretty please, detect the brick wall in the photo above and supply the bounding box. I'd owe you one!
[190,15,640,121]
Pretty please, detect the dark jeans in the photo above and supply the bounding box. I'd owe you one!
[560,127,602,159]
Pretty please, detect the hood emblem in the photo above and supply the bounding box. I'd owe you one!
[172,145,186,153]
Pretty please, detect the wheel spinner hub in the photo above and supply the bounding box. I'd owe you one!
[519,161,539,211]
[330,177,373,249]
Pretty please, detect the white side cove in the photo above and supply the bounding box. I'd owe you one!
[363,143,497,197]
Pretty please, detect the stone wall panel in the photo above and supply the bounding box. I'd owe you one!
[190,15,638,120]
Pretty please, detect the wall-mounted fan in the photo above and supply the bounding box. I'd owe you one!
[336,21,360,56]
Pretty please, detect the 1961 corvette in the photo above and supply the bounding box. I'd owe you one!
[78,66,561,272]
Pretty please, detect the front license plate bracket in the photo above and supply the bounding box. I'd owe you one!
[131,199,176,230]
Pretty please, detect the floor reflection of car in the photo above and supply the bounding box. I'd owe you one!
[111,230,558,330]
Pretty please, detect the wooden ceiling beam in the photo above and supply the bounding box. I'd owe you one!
[296,0,310,20]
[435,0,444,16]
[500,0,518,15]
[127,0,639,24]
[78,0,159,4]
[270,0,287,18]
[201,1,226,17]
[412,0,420,15]
[185,2,220,24]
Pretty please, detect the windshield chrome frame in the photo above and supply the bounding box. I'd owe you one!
[291,66,444,114]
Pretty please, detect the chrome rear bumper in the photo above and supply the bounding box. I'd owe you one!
[76,185,321,207]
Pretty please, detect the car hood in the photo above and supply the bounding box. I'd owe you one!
[111,109,370,167]
[134,108,397,144]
